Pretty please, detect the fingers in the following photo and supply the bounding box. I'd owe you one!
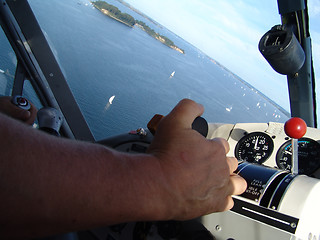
[0,96,37,125]
[211,137,247,204]
[216,175,247,212]
[222,196,235,211]
[227,157,238,173]
[211,137,230,154]
[210,174,247,212]
[211,138,239,174]
[229,174,247,196]
[165,99,204,129]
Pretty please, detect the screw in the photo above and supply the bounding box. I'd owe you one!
[290,222,297,228]
[215,225,222,231]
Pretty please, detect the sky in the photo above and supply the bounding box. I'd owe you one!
[125,0,320,113]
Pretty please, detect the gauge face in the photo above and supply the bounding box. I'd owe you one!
[276,137,320,175]
[235,132,274,164]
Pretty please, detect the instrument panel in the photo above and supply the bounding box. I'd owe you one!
[97,121,320,240]
[100,121,320,178]
[210,122,320,177]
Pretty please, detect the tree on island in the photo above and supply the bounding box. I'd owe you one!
[93,1,135,26]
[136,21,175,48]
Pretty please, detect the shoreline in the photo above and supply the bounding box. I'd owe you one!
[135,23,184,54]
[92,5,134,28]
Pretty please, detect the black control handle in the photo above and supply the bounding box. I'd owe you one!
[147,114,208,138]
[192,116,208,138]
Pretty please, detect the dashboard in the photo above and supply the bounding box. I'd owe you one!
[100,122,320,178]
[96,121,320,240]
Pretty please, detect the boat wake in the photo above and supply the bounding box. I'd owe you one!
[104,95,115,111]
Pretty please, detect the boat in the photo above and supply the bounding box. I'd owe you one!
[109,95,115,104]
[225,106,232,112]
[170,70,175,78]
[0,0,319,239]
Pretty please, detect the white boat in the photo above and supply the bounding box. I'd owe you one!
[170,71,175,78]
[0,69,5,74]
[108,95,115,104]
[225,106,232,112]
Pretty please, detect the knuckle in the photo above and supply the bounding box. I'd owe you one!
[212,137,229,153]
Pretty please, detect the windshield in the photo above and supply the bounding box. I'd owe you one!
[0,27,43,110]
[0,27,15,97]
[18,0,301,140]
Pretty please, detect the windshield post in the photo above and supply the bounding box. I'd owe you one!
[277,0,317,127]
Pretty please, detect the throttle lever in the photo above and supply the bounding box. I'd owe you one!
[284,117,307,174]
[147,114,208,138]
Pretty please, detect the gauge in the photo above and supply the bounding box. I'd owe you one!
[276,137,320,175]
[235,132,274,164]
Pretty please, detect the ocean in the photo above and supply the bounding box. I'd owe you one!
[0,0,289,140]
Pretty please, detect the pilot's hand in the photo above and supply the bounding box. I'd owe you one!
[148,99,247,220]
[0,96,37,125]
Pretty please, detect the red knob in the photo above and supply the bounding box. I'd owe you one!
[284,117,307,139]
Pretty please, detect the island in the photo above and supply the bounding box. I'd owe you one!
[91,1,185,54]
[92,1,135,27]
[135,20,184,54]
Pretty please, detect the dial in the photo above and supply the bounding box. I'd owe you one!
[276,137,320,175]
[235,132,274,164]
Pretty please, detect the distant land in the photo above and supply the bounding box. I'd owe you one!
[91,1,185,54]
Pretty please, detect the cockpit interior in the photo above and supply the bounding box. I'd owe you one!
[0,0,319,239]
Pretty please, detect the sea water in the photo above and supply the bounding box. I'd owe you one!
[0,0,289,140]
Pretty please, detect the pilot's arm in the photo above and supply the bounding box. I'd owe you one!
[0,99,246,239]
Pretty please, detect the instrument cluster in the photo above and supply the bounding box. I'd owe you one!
[215,122,320,177]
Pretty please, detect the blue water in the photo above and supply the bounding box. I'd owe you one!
[0,0,289,140]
